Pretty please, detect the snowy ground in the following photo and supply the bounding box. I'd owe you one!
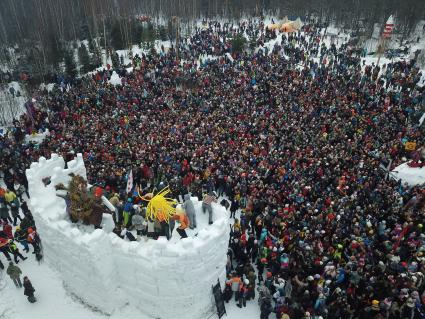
[2,18,424,319]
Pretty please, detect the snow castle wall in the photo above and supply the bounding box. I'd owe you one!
[26,154,229,319]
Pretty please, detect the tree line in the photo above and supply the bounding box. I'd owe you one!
[0,0,423,85]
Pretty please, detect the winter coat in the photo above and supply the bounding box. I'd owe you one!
[147,220,156,233]
[10,200,20,217]
[202,194,217,206]
[14,229,27,242]
[171,213,189,230]
[8,241,19,253]
[227,276,242,292]
[247,271,257,288]
[109,194,120,207]
[4,191,16,204]
[131,215,145,231]
[23,280,35,297]
[260,299,273,316]
[3,224,13,239]
[182,195,196,219]
[0,205,9,219]
[7,264,22,279]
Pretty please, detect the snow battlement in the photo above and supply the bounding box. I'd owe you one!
[26,154,229,319]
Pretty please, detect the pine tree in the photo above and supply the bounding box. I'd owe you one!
[231,33,247,53]
[131,21,144,44]
[88,38,95,52]
[111,51,120,69]
[64,50,77,77]
[91,40,102,69]
[110,20,125,50]
[78,43,91,74]
[48,33,64,70]
[158,25,168,41]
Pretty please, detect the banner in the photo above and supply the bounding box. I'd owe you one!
[405,142,417,151]
[126,169,133,194]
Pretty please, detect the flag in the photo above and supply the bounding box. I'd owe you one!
[126,169,133,194]
[382,15,394,38]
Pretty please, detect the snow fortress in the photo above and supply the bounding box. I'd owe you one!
[26,154,230,319]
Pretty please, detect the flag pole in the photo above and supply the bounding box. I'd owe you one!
[377,15,394,67]
[376,37,386,66]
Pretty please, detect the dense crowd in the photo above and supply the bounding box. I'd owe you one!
[1,19,425,318]
[0,184,40,303]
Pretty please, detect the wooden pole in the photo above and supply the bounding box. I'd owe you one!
[171,16,180,61]
[376,36,386,66]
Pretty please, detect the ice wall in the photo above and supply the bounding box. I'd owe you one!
[390,162,425,186]
[26,154,229,319]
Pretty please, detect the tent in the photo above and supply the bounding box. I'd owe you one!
[267,23,280,31]
[279,23,298,33]
[267,17,303,33]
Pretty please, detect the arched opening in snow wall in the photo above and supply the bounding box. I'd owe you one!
[26,153,229,319]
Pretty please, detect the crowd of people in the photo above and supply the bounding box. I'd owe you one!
[0,184,40,303]
[1,18,424,318]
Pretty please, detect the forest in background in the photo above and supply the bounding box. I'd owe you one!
[0,0,424,85]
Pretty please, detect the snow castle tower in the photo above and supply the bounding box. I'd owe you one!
[26,154,229,319]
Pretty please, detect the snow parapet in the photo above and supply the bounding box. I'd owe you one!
[390,162,425,186]
[26,154,229,319]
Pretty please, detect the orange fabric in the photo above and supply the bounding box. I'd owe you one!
[171,213,190,229]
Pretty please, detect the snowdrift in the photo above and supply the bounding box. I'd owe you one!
[26,154,229,319]
[390,162,425,186]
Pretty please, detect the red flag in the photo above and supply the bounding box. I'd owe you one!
[382,15,394,38]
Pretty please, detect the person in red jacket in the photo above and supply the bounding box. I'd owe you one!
[0,236,12,261]
[2,222,13,239]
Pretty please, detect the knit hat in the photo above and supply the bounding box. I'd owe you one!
[406,298,415,308]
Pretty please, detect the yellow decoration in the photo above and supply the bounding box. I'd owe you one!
[405,141,417,151]
[139,187,177,222]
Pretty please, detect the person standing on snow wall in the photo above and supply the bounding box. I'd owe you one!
[182,194,197,229]
[202,191,217,225]
[171,211,189,238]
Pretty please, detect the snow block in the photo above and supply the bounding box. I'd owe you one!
[26,154,229,319]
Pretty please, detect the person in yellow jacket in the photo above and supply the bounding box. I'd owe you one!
[170,211,189,238]
[4,190,17,207]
